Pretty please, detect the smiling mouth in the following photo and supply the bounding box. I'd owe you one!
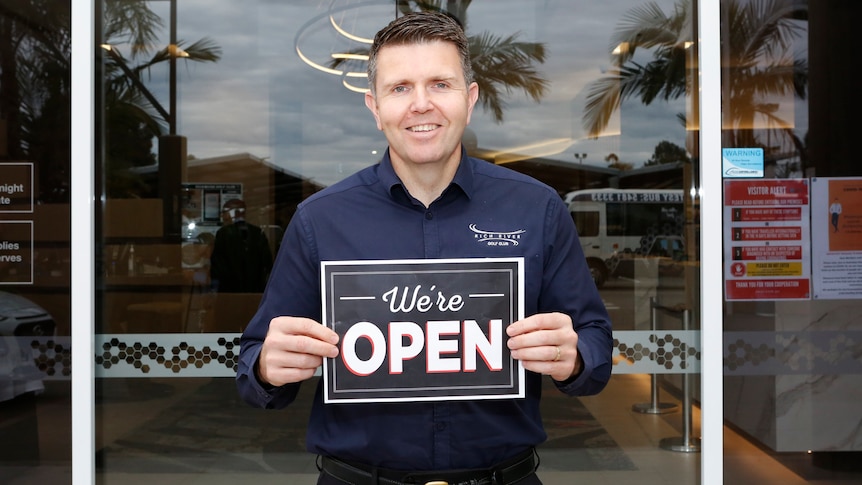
[408,124,438,132]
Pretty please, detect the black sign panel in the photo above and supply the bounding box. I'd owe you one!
[321,258,524,403]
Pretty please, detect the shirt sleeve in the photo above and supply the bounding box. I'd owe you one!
[539,196,613,396]
[236,207,322,409]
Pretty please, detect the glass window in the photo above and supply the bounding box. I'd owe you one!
[94,1,707,484]
[572,211,599,238]
[0,0,72,482]
[720,1,862,483]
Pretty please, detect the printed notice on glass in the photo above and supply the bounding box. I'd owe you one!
[1,163,35,285]
[181,182,242,223]
[723,179,811,300]
[811,177,862,299]
[722,148,764,178]
[0,221,34,285]
[0,162,34,213]
[321,258,525,404]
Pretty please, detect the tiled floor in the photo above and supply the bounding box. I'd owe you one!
[3,374,861,485]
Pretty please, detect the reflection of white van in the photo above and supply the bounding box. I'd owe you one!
[566,189,685,287]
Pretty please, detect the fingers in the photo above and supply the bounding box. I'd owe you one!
[257,316,340,387]
[511,342,578,382]
[268,316,340,357]
[506,312,572,349]
[506,312,569,338]
[506,312,580,381]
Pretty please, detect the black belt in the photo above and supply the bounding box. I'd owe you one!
[319,448,538,485]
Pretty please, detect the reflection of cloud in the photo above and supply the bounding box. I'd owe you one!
[152,0,686,186]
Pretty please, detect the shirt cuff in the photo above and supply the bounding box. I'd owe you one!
[552,341,592,393]
[238,345,295,408]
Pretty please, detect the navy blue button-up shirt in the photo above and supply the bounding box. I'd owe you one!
[237,149,613,470]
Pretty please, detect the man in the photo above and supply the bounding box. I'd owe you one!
[209,199,273,332]
[210,198,273,294]
[829,197,842,233]
[237,11,612,485]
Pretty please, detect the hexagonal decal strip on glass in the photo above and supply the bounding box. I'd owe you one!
[612,330,700,374]
[20,332,705,378]
[723,331,862,375]
[94,334,240,377]
[21,331,861,379]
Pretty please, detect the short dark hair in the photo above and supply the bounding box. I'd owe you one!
[222,198,246,211]
[367,11,473,95]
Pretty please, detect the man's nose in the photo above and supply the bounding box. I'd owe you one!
[410,87,433,112]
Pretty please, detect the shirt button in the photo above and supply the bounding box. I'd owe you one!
[436,422,447,431]
[425,211,433,220]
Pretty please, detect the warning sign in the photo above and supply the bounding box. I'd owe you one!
[745,262,803,277]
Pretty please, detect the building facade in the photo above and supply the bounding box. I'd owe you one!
[0,1,860,484]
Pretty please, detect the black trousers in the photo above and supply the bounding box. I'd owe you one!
[316,470,543,485]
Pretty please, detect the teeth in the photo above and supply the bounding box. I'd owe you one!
[409,124,436,132]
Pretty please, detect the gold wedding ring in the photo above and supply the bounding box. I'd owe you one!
[553,346,561,362]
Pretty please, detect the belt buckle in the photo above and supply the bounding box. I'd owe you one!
[424,482,449,485]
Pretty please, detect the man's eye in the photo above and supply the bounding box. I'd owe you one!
[393,86,406,93]
[434,82,448,89]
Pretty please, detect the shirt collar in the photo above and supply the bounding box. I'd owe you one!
[379,147,475,202]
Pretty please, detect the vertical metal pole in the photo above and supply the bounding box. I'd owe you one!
[660,308,701,452]
[632,297,678,414]
[169,0,177,135]
[681,309,694,445]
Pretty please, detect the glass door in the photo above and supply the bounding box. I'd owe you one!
[86,1,718,484]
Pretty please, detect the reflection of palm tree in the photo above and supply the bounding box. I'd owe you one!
[0,1,71,201]
[102,0,221,138]
[581,1,691,138]
[331,0,549,123]
[101,0,221,196]
[582,0,807,160]
[719,0,807,150]
[604,152,633,171]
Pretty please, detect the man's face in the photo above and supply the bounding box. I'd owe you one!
[222,206,243,224]
[365,41,479,171]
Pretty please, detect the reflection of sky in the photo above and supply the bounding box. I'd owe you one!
[138,0,691,187]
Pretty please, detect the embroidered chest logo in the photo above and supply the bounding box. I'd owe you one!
[469,224,526,247]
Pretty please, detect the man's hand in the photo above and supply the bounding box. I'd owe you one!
[506,312,582,382]
[257,316,340,387]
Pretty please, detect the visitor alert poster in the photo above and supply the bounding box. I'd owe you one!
[723,179,811,300]
[321,258,525,404]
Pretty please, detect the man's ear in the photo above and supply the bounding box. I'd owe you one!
[466,82,479,125]
[365,91,382,130]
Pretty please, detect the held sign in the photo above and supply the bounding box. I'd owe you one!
[321,258,525,403]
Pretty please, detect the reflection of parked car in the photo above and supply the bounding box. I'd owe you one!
[647,236,687,276]
[0,292,55,402]
[610,236,687,279]
[0,291,56,337]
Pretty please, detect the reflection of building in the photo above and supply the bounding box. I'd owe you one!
[99,154,327,334]
[108,150,683,334]
[144,151,682,214]
[473,148,686,197]
[136,152,325,231]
